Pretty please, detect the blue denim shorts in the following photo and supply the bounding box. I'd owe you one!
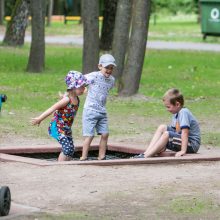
[166,126,199,153]
[82,108,109,136]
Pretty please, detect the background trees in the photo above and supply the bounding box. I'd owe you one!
[3,0,30,46]
[112,0,132,91]
[119,0,151,96]
[81,0,99,74]
[100,0,117,51]
[27,0,46,73]
[46,0,54,27]
[0,0,4,25]
[80,0,151,96]
[1,0,201,95]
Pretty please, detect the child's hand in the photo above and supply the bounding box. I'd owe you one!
[175,150,186,157]
[30,117,41,126]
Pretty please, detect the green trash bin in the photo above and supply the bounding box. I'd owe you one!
[200,0,220,39]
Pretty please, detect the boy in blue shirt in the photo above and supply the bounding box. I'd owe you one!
[80,54,116,160]
[135,88,201,158]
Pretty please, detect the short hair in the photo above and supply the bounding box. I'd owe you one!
[163,88,184,106]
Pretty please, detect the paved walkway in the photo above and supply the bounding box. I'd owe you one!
[1,34,220,52]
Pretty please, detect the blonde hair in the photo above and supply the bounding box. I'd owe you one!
[163,88,184,106]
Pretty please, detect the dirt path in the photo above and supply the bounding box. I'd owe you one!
[1,142,220,219]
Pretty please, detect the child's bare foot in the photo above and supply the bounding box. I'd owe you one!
[79,157,87,161]
[97,156,106,160]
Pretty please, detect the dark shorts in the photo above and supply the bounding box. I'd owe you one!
[58,136,74,158]
[166,126,199,153]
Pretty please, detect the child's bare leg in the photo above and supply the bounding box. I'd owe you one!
[98,133,109,160]
[81,136,94,160]
[144,124,167,153]
[58,152,71,161]
[144,131,169,157]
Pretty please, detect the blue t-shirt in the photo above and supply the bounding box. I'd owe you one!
[84,71,115,113]
[171,107,201,146]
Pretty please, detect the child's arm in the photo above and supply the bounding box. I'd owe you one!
[30,97,69,126]
[175,128,189,157]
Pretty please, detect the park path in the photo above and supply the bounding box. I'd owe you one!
[1,34,220,52]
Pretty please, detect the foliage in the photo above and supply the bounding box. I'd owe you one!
[151,0,199,15]
[5,0,199,18]
[4,0,16,16]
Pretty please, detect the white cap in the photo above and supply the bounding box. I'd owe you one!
[99,54,116,67]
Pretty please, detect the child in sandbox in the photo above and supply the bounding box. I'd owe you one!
[80,54,116,161]
[134,88,201,158]
[31,71,90,161]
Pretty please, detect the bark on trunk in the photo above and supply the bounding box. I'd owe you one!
[0,0,4,25]
[82,0,99,74]
[100,0,117,51]
[46,0,53,27]
[112,0,132,86]
[27,0,46,73]
[119,0,151,96]
[3,0,30,46]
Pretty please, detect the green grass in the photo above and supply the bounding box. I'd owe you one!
[142,50,220,99]
[149,13,220,43]
[169,196,216,215]
[0,44,220,146]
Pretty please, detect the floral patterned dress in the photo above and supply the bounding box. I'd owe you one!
[48,96,79,140]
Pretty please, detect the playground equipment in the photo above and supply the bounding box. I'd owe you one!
[0,94,7,113]
[0,186,11,216]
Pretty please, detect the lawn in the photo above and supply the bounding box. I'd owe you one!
[0,44,220,147]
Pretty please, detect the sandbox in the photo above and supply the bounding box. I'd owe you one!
[1,144,220,166]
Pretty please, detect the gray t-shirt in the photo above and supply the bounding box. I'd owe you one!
[171,107,201,146]
[84,71,115,113]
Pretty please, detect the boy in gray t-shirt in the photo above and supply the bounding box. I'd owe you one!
[80,54,116,160]
[134,88,201,158]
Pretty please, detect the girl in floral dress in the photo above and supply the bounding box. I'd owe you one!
[31,71,89,161]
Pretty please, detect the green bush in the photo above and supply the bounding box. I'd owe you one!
[151,0,199,15]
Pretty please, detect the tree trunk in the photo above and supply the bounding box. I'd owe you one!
[27,0,46,73]
[0,0,4,25]
[82,0,99,74]
[3,0,30,46]
[112,0,132,86]
[100,0,117,51]
[46,0,54,27]
[119,0,151,96]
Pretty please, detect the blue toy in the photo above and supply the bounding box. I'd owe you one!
[0,94,7,113]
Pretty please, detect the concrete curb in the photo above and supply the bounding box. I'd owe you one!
[1,144,220,166]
